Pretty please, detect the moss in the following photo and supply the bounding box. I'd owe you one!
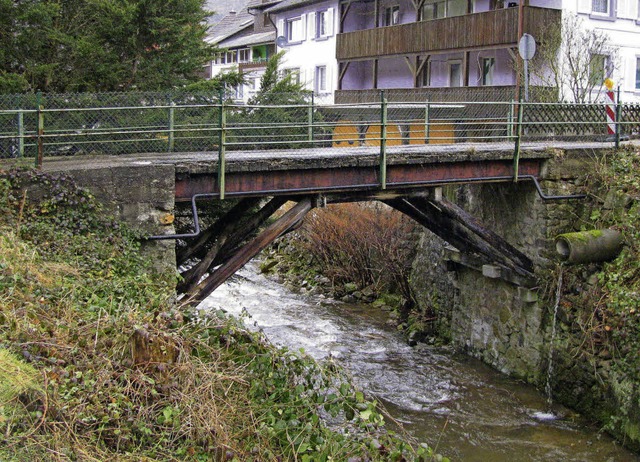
[555,229,604,243]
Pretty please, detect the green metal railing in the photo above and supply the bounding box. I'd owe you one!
[1,90,638,197]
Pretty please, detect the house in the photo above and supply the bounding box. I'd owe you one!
[266,0,341,104]
[334,0,640,103]
[206,0,281,102]
[264,0,639,103]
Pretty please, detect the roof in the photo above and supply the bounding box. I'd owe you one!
[206,4,254,44]
[265,0,318,13]
[219,31,276,48]
[247,0,282,10]
[205,0,252,25]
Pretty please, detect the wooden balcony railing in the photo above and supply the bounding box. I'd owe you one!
[334,86,558,104]
[239,60,269,72]
[337,6,561,60]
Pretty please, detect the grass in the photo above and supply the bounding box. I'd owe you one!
[0,168,444,461]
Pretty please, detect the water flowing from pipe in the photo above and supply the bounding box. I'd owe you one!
[545,266,563,408]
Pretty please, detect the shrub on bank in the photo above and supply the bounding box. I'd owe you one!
[549,147,640,450]
[301,203,417,297]
[0,169,443,461]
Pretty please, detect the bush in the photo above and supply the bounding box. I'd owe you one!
[300,202,419,300]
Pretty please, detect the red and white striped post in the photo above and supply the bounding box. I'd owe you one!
[604,78,616,136]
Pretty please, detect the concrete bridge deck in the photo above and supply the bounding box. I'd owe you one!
[30,139,619,201]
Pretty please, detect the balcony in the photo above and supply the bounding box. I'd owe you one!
[336,6,561,61]
[239,59,269,72]
[335,87,515,104]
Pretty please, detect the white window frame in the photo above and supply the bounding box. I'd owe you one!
[481,57,495,86]
[314,9,334,39]
[317,10,328,37]
[226,50,237,64]
[448,60,462,87]
[286,16,305,42]
[315,65,327,93]
[284,68,301,85]
[238,48,250,63]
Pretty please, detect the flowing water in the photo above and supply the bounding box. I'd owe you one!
[545,268,563,409]
[201,262,639,462]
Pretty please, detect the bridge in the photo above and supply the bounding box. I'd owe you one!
[2,94,637,304]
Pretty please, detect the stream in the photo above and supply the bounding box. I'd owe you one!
[200,262,639,462]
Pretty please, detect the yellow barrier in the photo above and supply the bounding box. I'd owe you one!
[408,120,455,145]
[363,124,402,147]
[332,120,360,147]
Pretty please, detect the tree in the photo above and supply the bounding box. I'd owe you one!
[0,0,217,93]
[249,51,310,106]
[228,51,312,150]
[530,13,618,103]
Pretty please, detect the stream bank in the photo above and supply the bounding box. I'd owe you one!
[202,261,638,461]
[409,148,640,451]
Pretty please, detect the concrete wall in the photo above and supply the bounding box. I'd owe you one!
[409,148,640,449]
[62,164,177,277]
[411,151,591,379]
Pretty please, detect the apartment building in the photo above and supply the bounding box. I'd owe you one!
[266,0,341,103]
[206,0,280,102]
[265,0,640,103]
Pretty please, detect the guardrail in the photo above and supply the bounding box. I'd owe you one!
[1,90,638,197]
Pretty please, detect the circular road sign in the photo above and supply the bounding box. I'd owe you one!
[518,33,536,61]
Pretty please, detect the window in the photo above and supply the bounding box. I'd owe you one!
[314,9,334,38]
[421,0,467,20]
[449,61,462,87]
[284,68,301,85]
[383,6,400,26]
[636,57,640,89]
[589,54,610,86]
[317,10,328,37]
[421,1,444,20]
[592,0,609,14]
[286,16,304,42]
[315,66,327,92]
[226,51,237,64]
[238,49,250,63]
[420,60,431,87]
[481,57,495,86]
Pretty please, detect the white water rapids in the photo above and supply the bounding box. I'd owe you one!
[200,261,637,462]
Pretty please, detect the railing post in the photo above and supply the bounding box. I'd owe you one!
[218,88,226,199]
[168,95,175,153]
[513,99,524,182]
[615,86,621,150]
[36,92,44,169]
[380,90,387,190]
[507,99,515,139]
[17,110,24,158]
[424,100,430,143]
[308,91,314,146]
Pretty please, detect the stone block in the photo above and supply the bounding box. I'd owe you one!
[482,265,502,279]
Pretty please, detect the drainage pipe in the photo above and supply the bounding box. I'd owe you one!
[555,229,624,264]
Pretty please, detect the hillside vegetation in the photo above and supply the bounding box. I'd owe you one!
[0,169,441,461]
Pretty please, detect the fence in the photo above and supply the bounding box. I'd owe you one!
[1,90,638,167]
